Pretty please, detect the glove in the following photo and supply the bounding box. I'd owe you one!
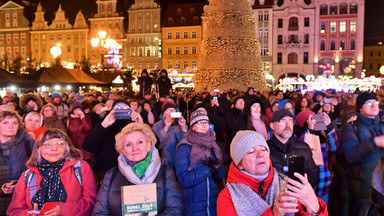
[201,157,222,176]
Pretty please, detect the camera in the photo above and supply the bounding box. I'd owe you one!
[115,109,132,119]
[324,98,333,104]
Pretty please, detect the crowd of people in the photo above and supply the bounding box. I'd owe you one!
[0,70,384,215]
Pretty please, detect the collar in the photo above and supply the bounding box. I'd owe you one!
[270,135,295,154]
[358,113,380,127]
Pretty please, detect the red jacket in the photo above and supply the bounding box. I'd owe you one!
[67,114,93,160]
[217,163,328,216]
[7,159,97,216]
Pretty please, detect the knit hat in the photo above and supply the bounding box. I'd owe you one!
[71,102,82,112]
[51,92,61,100]
[271,109,293,122]
[246,96,265,115]
[356,92,378,112]
[161,101,177,115]
[190,110,209,126]
[295,110,315,128]
[230,130,270,165]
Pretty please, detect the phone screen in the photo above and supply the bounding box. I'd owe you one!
[213,96,218,101]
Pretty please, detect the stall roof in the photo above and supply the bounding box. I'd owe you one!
[0,69,34,86]
[29,68,107,84]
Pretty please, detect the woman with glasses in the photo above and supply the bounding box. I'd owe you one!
[0,110,35,214]
[175,110,224,216]
[7,129,97,216]
[92,122,183,215]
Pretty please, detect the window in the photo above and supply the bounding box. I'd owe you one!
[183,61,188,68]
[0,35,3,42]
[67,34,71,39]
[5,14,10,27]
[304,52,309,64]
[379,52,381,57]
[330,4,338,15]
[190,8,195,14]
[340,39,345,50]
[288,34,298,43]
[138,26,142,31]
[192,60,196,67]
[13,34,18,42]
[130,48,135,56]
[192,31,197,38]
[81,33,85,39]
[258,13,263,21]
[288,53,298,64]
[50,34,54,40]
[167,61,172,68]
[304,17,310,27]
[176,47,180,54]
[6,34,10,43]
[320,40,325,50]
[262,44,268,55]
[181,17,186,24]
[304,34,309,44]
[289,17,299,31]
[58,34,62,40]
[183,32,188,38]
[330,21,336,33]
[350,3,358,14]
[259,29,263,38]
[264,28,268,38]
[184,47,188,54]
[264,13,269,21]
[14,47,18,55]
[370,52,374,57]
[192,46,196,54]
[320,4,328,15]
[21,34,25,41]
[145,49,150,56]
[340,21,346,32]
[177,8,182,15]
[34,35,38,41]
[350,21,356,32]
[370,63,373,70]
[350,39,355,50]
[320,22,326,33]
[138,13,142,19]
[277,53,282,64]
[278,35,283,44]
[146,13,150,19]
[139,48,143,56]
[167,32,172,39]
[175,61,180,68]
[331,40,336,50]
[175,32,180,39]
[168,18,173,25]
[130,38,134,43]
[154,49,158,56]
[67,46,71,52]
[278,19,283,28]
[193,16,199,24]
[167,47,172,55]
[340,3,348,14]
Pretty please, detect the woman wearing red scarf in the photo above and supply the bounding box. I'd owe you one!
[217,131,328,216]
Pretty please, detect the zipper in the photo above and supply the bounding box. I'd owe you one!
[207,178,210,216]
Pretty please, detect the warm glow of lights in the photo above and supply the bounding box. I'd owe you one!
[54,85,60,90]
[50,45,62,58]
[358,56,363,62]
[335,56,339,63]
[314,57,318,63]
[91,38,100,47]
[98,30,107,39]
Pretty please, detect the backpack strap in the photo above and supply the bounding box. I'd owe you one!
[73,160,83,188]
[24,169,37,202]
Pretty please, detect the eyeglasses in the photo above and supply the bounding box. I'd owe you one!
[196,121,209,125]
[42,141,65,148]
[276,119,294,124]
[365,101,380,106]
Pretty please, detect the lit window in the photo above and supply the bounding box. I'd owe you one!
[340,21,346,32]
[330,21,336,33]
[350,21,356,32]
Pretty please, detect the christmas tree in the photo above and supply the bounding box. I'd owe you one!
[195,0,266,92]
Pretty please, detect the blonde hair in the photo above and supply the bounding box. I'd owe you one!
[0,109,23,130]
[26,129,82,167]
[115,122,156,154]
[24,111,43,127]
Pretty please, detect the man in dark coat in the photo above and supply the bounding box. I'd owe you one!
[342,92,384,216]
[156,69,172,98]
[137,69,153,98]
[267,109,319,188]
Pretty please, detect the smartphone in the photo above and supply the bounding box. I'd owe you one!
[115,109,132,119]
[324,98,333,104]
[214,89,220,93]
[10,180,18,185]
[170,112,182,118]
[312,113,327,131]
[288,155,305,183]
[213,96,218,101]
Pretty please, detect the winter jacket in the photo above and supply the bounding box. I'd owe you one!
[92,161,183,216]
[217,163,328,216]
[42,116,67,133]
[52,102,69,121]
[7,159,98,216]
[342,113,384,199]
[152,120,187,168]
[0,129,34,215]
[372,158,384,215]
[175,140,225,216]
[267,135,319,188]
[67,114,93,160]
[137,76,153,96]
[157,76,172,98]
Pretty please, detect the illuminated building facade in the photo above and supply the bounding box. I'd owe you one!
[127,0,161,71]
[0,1,30,68]
[314,0,364,77]
[162,3,204,72]
[30,4,89,67]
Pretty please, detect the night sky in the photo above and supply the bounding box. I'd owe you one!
[7,0,384,45]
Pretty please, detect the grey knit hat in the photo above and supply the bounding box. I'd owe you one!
[230,130,270,165]
[190,110,209,126]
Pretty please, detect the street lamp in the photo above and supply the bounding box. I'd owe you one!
[50,43,62,67]
[91,30,121,81]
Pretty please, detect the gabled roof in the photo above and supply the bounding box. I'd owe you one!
[162,2,205,27]
[28,68,107,84]
[0,69,34,86]
[0,0,24,10]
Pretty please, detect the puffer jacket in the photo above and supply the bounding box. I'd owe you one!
[0,129,34,215]
[92,160,183,216]
[152,120,187,168]
[342,113,384,198]
[175,139,225,216]
[267,135,319,188]
[372,158,384,215]
[7,159,97,216]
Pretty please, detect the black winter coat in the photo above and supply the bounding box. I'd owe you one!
[267,135,319,188]
[157,76,172,97]
[92,160,183,216]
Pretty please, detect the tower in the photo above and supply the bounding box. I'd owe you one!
[195,0,266,92]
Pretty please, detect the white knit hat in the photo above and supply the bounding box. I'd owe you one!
[230,130,269,165]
